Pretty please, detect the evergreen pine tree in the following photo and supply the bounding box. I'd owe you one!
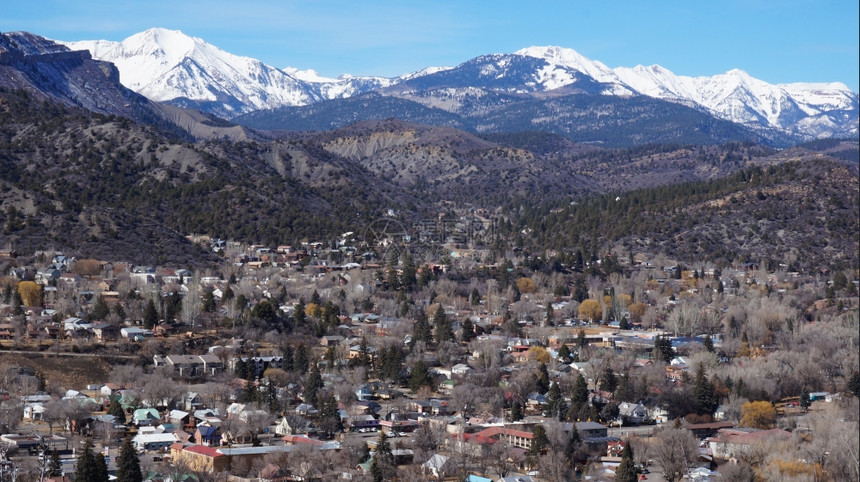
[409,360,433,392]
[304,363,323,403]
[703,334,715,353]
[48,449,62,477]
[615,443,638,482]
[534,363,550,394]
[571,372,590,416]
[615,371,635,402]
[470,287,480,306]
[107,395,126,424]
[294,344,310,373]
[115,435,142,482]
[143,299,158,330]
[282,345,295,371]
[558,344,572,363]
[202,288,216,313]
[693,363,717,416]
[293,298,306,325]
[74,438,101,482]
[564,426,581,461]
[527,425,549,465]
[510,400,523,421]
[233,358,249,379]
[599,366,618,393]
[545,382,563,418]
[370,430,394,482]
[95,451,109,482]
[401,253,417,291]
[577,329,587,348]
[847,371,860,398]
[91,295,109,320]
[358,337,371,369]
[460,317,476,342]
[799,387,810,411]
[433,307,453,343]
[412,308,433,348]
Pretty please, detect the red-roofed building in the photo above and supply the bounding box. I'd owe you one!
[171,444,228,473]
[462,426,535,450]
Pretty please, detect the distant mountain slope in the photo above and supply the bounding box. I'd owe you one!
[0,88,395,265]
[236,89,780,148]
[60,29,858,141]
[0,30,253,142]
[1,78,856,268]
[507,159,859,271]
[0,31,170,129]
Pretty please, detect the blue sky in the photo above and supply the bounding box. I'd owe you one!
[3,0,858,90]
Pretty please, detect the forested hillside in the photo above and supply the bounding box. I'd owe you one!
[0,85,857,270]
[498,160,859,271]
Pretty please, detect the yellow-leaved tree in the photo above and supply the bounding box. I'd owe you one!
[516,277,536,294]
[739,400,776,429]
[528,346,551,364]
[579,299,602,322]
[18,281,42,307]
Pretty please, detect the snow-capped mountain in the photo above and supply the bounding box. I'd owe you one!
[515,46,857,138]
[61,28,397,119]
[61,29,857,140]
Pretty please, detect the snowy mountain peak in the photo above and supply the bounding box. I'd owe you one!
[515,45,616,82]
[55,28,856,139]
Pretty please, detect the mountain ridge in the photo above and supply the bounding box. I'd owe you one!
[59,28,858,141]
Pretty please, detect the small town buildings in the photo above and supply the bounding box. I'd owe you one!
[132,432,178,451]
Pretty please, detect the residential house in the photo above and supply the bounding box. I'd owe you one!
[274,415,312,436]
[168,410,192,428]
[228,356,283,376]
[451,363,474,377]
[409,399,452,416]
[617,402,648,424]
[320,335,345,347]
[348,414,380,431]
[182,392,204,412]
[708,428,791,459]
[91,323,119,341]
[575,421,609,439]
[120,327,151,340]
[194,425,222,447]
[132,432,178,451]
[23,403,45,421]
[684,421,735,440]
[133,408,161,427]
[422,453,454,479]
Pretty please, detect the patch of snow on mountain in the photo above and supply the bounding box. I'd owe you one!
[516,46,616,84]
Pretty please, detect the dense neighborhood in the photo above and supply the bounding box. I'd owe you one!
[0,231,857,482]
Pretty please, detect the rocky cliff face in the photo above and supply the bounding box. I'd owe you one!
[0,31,171,128]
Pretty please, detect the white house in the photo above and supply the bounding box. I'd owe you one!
[618,402,648,424]
[132,432,178,451]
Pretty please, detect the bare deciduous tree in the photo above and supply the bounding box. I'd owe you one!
[650,427,699,482]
